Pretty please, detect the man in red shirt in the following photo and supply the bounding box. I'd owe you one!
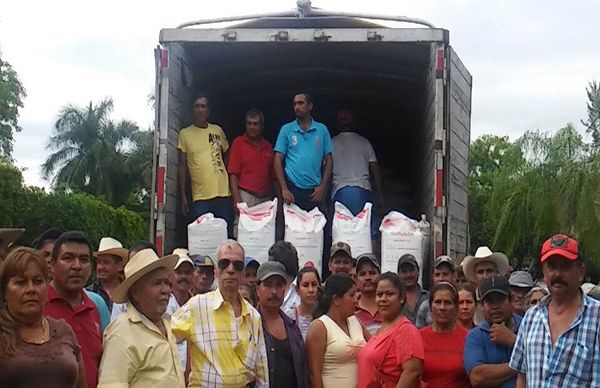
[45,231,102,388]
[228,108,277,237]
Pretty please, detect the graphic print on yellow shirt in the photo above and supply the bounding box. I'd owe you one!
[178,124,230,201]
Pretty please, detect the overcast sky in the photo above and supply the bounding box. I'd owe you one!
[1,0,598,187]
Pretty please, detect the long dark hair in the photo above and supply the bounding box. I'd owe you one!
[313,273,354,318]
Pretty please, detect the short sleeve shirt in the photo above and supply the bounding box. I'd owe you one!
[357,317,424,388]
[464,314,522,388]
[45,284,102,388]
[274,119,333,189]
[227,135,275,195]
[420,325,470,387]
[178,124,230,201]
[331,132,377,197]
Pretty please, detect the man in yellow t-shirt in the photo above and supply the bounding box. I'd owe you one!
[178,95,232,234]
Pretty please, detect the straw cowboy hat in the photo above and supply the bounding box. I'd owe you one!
[95,237,129,263]
[462,246,510,283]
[112,248,178,303]
[0,228,25,246]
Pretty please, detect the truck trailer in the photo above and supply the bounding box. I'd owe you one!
[150,4,472,274]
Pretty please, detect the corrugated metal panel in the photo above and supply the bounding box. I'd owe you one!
[445,46,472,261]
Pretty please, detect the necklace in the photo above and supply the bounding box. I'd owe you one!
[21,317,50,345]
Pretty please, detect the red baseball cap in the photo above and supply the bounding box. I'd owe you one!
[540,234,578,262]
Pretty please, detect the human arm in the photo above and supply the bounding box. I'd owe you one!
[254,319,270,388]
[305,320,327,388]
[465,329,516,387]
[469,363,517,387]
[229,174,243,209]
[516,373,526,388]
[311,153,332,203]
[178,150,190,215]
[97,328,137,387]
[369,161,384,209]
[274,152,294,204]
[396,358,423,388]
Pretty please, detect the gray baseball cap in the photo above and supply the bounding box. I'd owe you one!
[257,261,287,283]
[509,271,534,288]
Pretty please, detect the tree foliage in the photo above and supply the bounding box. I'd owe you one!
[0,162,146,248]
[0,51,26,160]
[42,98,152,207]
[469,124,600,281]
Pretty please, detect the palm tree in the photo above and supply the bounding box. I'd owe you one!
[42,98,141,206]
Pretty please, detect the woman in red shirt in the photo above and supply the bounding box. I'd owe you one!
[357,272,424,388]
[419,282,470,388]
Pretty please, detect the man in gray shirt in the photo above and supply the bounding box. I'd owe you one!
[331,109,383,241]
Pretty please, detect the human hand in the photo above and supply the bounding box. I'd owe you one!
[311,185,326,203]
[490,322,516,347]
[282,189,295,205]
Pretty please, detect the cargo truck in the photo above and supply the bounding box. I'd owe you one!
[150,3,472,275]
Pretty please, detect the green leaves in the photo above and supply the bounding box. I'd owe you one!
[0,52,26,160]
[0,162,146,248]
[470,126,600,281]
[42,98,152,208]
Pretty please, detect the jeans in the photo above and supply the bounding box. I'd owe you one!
[286,179,325,214]
[190,196,233,237]
[332,185,377,239]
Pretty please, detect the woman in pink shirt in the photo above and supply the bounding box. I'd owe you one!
[358,272,424,388]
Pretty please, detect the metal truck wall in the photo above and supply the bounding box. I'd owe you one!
[445,46,472,261]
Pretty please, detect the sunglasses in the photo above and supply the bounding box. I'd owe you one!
[217,258,245,272]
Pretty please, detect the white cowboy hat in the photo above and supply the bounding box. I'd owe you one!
[462,246,510,283]
[0,228,25,247]
[112,248,178,303]
[95,237,129,263]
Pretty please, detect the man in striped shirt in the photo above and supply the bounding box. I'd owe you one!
[171,240,269,387]
[509,234,600,387]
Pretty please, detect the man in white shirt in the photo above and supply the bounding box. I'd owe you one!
[331,109,383,241]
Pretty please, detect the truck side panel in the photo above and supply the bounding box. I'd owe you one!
[153,42,194,255]
[445,46,472,260]
[421,43,440,269]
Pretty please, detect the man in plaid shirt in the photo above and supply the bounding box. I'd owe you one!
[509,234,600,387]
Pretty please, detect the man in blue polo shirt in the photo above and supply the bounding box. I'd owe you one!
[464,274,521,388]
[274,92,333,212]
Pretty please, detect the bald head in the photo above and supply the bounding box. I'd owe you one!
[216,239,245,260]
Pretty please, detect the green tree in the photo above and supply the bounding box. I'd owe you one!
[42,98,148,207]
[469,125,600,281]
[0,51,26,160]
[582,80,600,148]
[0,162,146,247]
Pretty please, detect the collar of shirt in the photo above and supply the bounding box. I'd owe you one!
[211,288,251,317]
[538,290,590,326]
[291,119,316,133]
[126,301,170,337]
[47,283,96,313]
[355,304,381,319]
[243,134,268,148]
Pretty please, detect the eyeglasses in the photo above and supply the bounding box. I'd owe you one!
[217,258,245,272]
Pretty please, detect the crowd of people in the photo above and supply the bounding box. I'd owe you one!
[0,93,599,387]
[177,92,382,244]
[0,226,599,387]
